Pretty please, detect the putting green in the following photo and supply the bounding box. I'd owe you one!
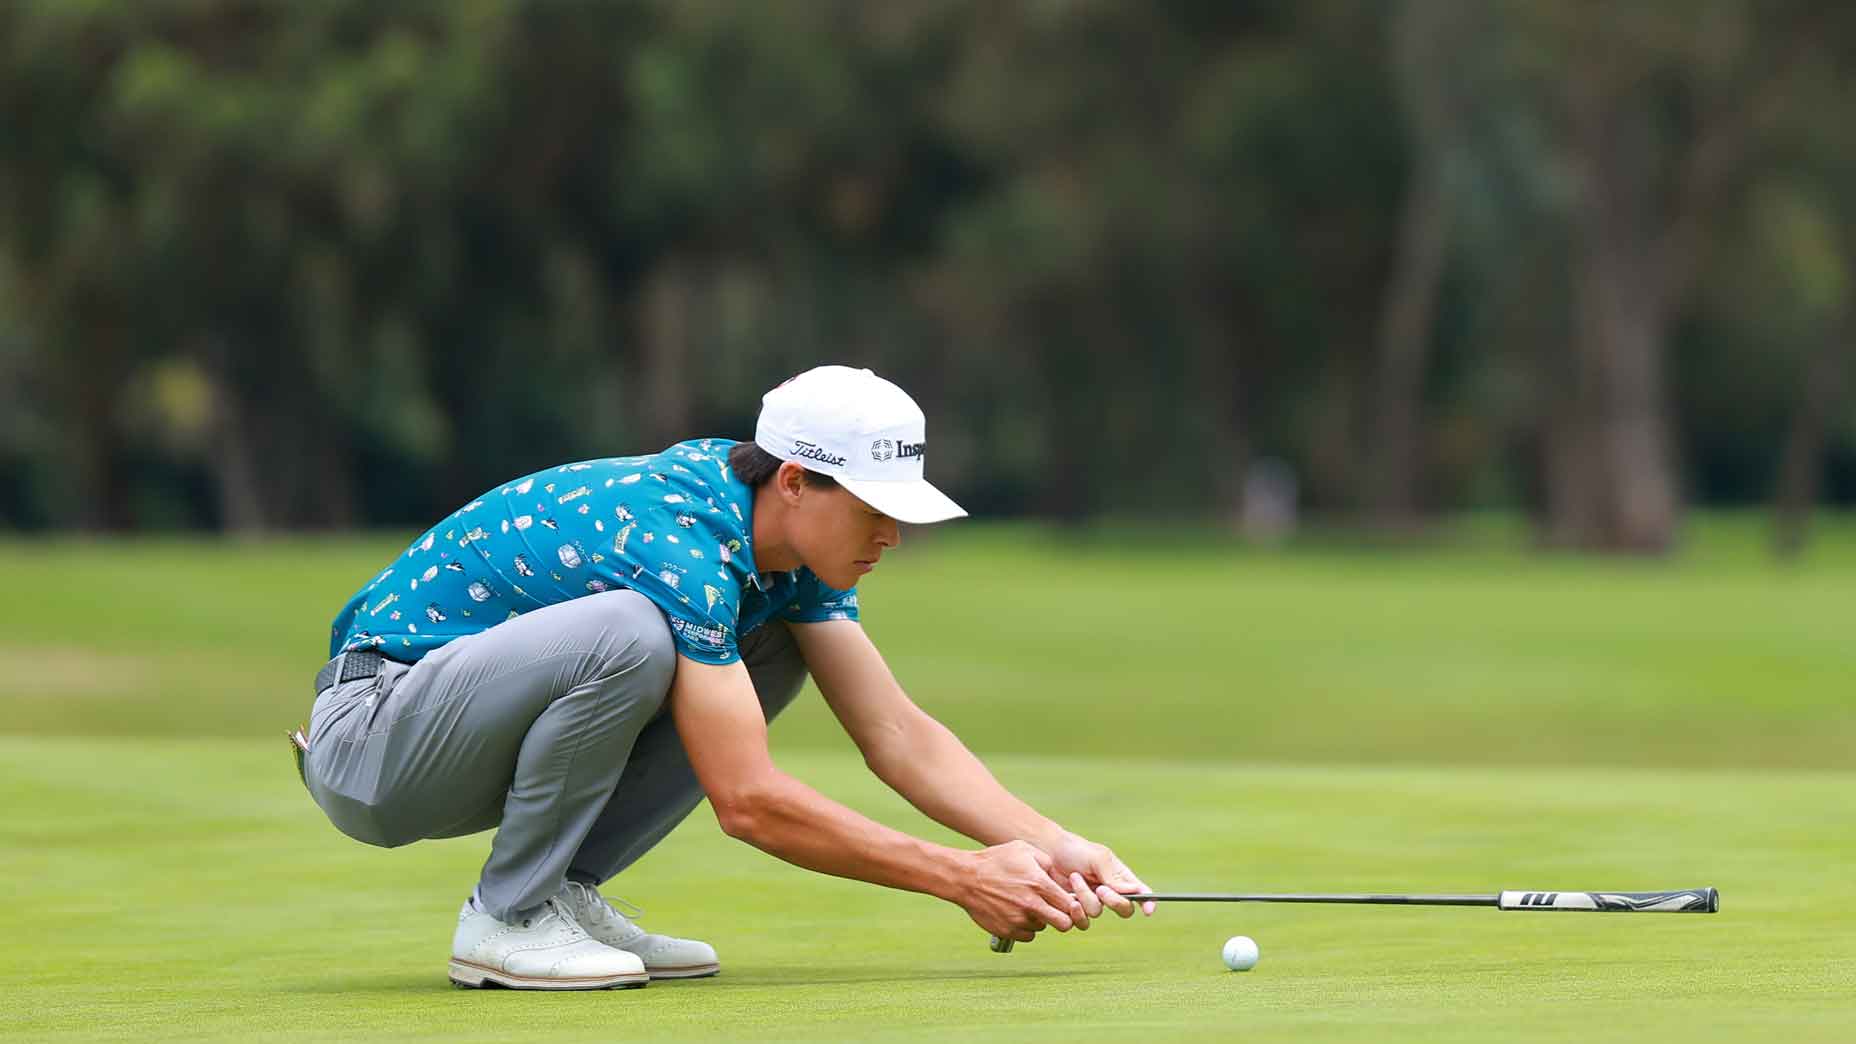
[2,738,1850,1041]
[1,519,1851,1040]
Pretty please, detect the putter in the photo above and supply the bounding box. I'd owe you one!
[987,886,1719,952]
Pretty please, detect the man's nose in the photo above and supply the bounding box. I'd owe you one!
[878,517,900,548]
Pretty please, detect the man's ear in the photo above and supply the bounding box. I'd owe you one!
[776,461,808,504]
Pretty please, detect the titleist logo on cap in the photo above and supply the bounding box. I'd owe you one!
[791,440,847,467]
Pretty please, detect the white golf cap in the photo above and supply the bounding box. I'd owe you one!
[753,365,968,524]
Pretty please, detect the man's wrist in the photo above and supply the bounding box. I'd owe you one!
[1021,821,1070,852]
[916,842,975,903]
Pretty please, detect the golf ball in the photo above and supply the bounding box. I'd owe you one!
[1221,935,1259,972]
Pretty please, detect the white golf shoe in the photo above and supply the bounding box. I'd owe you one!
[559,880,720,979]
[448,896,649,990]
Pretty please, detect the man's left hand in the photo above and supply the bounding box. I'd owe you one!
[1041,831,1157,929]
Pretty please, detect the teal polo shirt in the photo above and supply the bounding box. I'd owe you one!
[328,438,860,666]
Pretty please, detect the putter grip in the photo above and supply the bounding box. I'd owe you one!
[1498,888,1718,912]
[989,934,1014,953]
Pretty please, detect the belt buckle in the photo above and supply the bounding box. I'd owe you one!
[339,650,384,684]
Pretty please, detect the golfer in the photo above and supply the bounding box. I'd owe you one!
[297,365,1153,989]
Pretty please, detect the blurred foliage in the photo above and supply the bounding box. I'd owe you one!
[1,0,1853,546]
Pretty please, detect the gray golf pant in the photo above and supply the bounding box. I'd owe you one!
[302,589,808,922]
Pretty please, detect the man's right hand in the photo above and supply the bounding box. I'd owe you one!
[958,840,1086,943]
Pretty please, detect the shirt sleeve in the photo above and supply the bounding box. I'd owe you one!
[779,569,860,623]
[628,568,743,666]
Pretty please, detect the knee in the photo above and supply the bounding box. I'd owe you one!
[627,609,676,705]
[583,590,676,706]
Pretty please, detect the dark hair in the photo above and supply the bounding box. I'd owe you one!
[729,440,839,490]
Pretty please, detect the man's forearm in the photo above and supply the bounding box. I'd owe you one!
[868,713,1066,850]
[718,770,973,901]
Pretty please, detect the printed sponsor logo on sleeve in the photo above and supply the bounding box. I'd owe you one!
[667,616,729,647]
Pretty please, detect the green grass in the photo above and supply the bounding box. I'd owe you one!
[1,516,1852,1041]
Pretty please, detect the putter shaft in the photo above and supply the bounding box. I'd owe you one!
[987,886,1717,952]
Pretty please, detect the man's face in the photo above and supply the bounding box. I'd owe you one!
[787,475,901,590]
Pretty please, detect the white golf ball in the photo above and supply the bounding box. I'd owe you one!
[1221,935,1259,972]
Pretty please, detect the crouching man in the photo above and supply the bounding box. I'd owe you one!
[296,365,1153,989]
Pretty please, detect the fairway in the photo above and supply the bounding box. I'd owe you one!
[2,520,1853,1041]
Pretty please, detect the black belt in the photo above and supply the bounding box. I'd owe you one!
[313,649,386,693]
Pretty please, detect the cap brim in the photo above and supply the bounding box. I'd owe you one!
[837,476,968,524]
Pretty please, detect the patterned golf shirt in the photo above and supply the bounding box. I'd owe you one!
[328,438,860,666]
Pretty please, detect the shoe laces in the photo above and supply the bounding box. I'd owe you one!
[565,880,645,927]
[520,896,584,933]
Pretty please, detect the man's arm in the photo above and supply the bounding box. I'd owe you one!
[789,619,1060,847]
[790,619,1157,921]
[670,652,1082,942]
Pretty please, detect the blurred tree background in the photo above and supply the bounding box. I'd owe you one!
[2,0,1853,552]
